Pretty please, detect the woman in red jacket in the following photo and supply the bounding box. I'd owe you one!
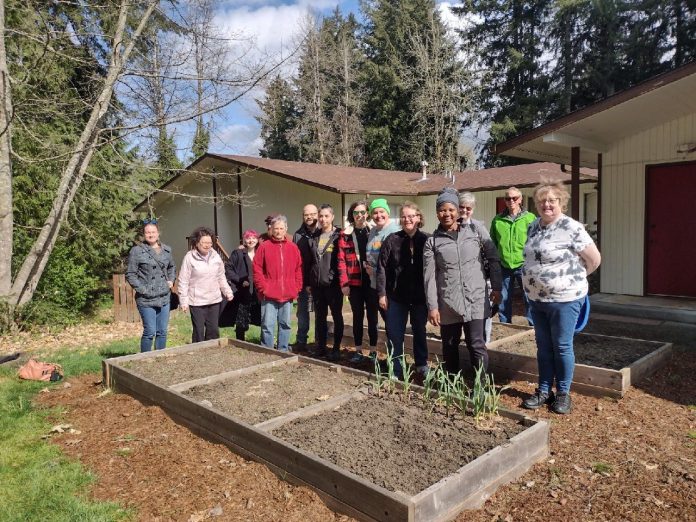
[252,215,303,352]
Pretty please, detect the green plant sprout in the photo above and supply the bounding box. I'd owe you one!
[399,353,414,399]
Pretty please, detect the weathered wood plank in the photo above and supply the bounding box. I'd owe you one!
[627,342,673,386]
[413,420,549,521]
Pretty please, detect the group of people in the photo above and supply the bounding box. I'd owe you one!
[126,179,600,415]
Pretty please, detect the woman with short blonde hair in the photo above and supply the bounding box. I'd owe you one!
[521,179,601,414]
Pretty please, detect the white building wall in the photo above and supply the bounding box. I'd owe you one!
[601,111,696,295]
[154,177,216,270]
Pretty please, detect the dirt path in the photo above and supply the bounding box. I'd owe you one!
[31,317,696,521]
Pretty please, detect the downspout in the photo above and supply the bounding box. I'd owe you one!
[237,167,243,242]
[212,172,218,237]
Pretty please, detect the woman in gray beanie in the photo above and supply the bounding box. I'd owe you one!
[423,187,502,374]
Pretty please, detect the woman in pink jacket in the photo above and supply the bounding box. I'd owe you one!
[178,226,234,342]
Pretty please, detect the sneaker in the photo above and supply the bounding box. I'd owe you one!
[522,389,555,410]
[551,392,572,414]
[416,365,429,376]
[349,352,365,363]
[327,349,341,362]
[311,347,327,358]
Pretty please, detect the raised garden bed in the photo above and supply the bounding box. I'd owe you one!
[330,316,533,361]
[483,332,673,398]
[103,340,549,522]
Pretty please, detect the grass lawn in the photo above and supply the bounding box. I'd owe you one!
[0,302,312,521]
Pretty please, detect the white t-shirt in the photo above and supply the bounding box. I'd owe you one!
[522,215,594,302]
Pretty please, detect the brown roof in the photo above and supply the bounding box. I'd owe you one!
[211,154,595,195]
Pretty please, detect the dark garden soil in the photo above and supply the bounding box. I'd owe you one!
[492,332,663,369]
[119,344,282,386]
[274,391,525,495]
[183,362,368,425]
[33,315,696,521]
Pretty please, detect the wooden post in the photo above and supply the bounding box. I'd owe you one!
[596,152,602,250]
[571,146,580,220]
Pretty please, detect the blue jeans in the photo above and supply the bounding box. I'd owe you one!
[137,302,170,352]
[385,299,428,378]
[296,288,310,344]
[261,299,292,352]
[500,266,533,325]
[529,297,584,394]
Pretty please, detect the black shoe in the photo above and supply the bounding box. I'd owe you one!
[522,389,555,410]
[311,347,327,358]
[292,342,307,353]
[551,392,572,414]
[326,349,341,362]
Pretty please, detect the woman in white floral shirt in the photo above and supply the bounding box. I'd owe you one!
[521,180,601,414]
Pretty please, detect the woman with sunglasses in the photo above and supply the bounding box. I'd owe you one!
[178,226,234,343]
[126,219,176,352]
[225,229,261,341]
[521,180,601,415]
[337,200,378,362]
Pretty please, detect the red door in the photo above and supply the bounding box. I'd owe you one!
[646,162,696,297]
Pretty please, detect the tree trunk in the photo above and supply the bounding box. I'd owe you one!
[8,0,158,307]
[0,0,14,301]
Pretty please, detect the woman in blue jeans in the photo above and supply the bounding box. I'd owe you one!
[377,202,430,379]
[126,220,176,352]
[521,180,601,414]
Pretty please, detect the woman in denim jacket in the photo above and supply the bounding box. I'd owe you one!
[126,221,176,352]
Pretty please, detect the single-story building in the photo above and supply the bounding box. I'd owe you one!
[136,156,596,268]
[495,60,696,298]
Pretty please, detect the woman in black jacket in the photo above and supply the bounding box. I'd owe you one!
[377,202,430,379]
[225,230,261,340]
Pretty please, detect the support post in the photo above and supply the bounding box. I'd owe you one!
[596,153,602,250]
[571,147,580,220]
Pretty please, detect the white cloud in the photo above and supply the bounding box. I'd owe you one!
[212,121,263,156]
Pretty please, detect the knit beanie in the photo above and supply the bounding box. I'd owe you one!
[436,187,460,209]
[369,198,390,215]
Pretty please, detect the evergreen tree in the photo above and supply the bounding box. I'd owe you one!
[361,0,465,171]
[256,76,301,160]
[455,0,551,166]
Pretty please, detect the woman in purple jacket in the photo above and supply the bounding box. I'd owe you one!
[178,226,234,343]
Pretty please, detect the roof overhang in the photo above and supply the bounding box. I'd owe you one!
[495,61,696,168]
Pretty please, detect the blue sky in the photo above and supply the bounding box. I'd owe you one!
[173,0,462,161]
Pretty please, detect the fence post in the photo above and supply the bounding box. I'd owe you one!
[113,274,139,323]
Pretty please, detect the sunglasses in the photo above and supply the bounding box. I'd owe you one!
[143,218,158,225]
[352,210,367,215]
[504,196,520,202]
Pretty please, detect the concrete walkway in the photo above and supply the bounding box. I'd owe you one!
[590,293,696,325]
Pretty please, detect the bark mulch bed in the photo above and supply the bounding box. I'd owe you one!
[183,362,368,425]
[36,317,696,521]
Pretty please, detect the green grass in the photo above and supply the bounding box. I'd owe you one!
[0,338,138,521]
[687,431,696,440]
[591,461,613,474]
[0,302,316,522]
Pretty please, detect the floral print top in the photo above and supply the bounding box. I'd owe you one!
[522,215,594,302]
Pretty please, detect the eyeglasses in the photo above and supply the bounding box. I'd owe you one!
[400,214,418,221]
[538,197,560,205]
[143,218,158,225]
[504,196,520,202]
[352,210,367,215]
[459,206,473,212]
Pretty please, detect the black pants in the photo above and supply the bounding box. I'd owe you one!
[313,285,344,350]
[190,302,224,343]
[440,319,488,374]
[348,281,379,347]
